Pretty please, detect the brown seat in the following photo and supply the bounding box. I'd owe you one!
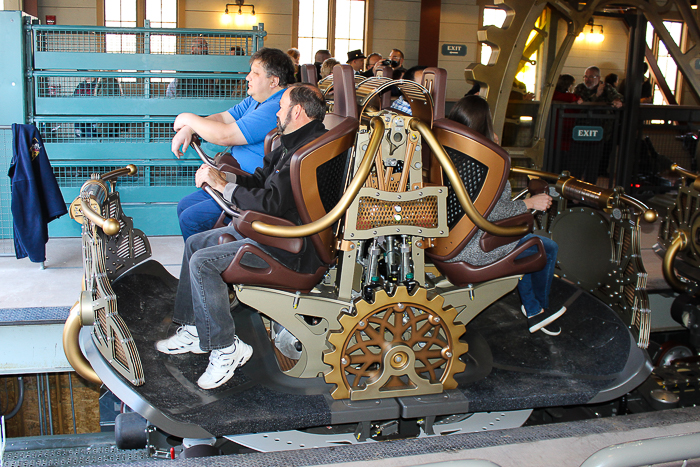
[218,64,360,292]
[425,118,546,286]
[300,64,318,85]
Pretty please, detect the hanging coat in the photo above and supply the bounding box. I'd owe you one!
[8,123,67,262]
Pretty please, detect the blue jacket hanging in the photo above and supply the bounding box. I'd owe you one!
[9,123,68,262]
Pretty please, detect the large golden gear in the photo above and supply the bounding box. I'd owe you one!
[323,286,469,400]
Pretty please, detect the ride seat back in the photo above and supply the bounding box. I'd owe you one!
[425,118,545,285]
[300,64,318,85]
[428,118,511,261]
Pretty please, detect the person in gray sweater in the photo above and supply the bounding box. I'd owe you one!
[446,96,566,335]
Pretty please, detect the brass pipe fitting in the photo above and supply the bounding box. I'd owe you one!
[409,119,529,237]
[80,198,120,236]
[63,294,102,385]
[252,117,385,238]
[662,230,689,293]
[619,194,658,223]
[101,164,138,181]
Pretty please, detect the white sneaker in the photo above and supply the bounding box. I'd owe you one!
[197,337,253,390]
[155,325,206,355]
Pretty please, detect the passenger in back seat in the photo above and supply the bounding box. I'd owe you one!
[447,95,566,335]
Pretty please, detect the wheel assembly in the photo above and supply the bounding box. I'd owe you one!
[324,286,469,400]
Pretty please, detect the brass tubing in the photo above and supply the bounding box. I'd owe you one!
[510,166,562,181]
[672,163,698,180]
[409,119,529,237]
[252,117,385,237]
[557,178,615,210]
[101,164,137,182]
[619,194,658,223]
[662,231,690,293]
[80,199,120,236]
[63,301,102,385]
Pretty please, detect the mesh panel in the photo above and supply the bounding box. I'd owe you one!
[316,151,348,214]
[444,147,488,229]
[53,165,197,188]
[35,29,256,55]
[37,75,247,100]
[641,124,697,172]
[355,196,439,230]
[38,121,175,143]
[0,128,14,254]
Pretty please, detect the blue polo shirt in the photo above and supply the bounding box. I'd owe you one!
[228,88,285,173]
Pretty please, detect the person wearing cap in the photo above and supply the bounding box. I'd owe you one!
[347,49,366,73]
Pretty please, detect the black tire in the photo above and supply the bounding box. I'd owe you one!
[114,412,148,450]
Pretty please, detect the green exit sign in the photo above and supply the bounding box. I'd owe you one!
[572,126,604,141]
[441,44,467,56]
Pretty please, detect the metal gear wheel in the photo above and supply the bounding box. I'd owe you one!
[323,286,469,400]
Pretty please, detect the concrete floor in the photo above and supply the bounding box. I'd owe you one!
[0,236,184,309]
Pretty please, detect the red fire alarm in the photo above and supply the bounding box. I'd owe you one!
[46,15,56,25]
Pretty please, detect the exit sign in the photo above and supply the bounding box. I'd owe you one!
[572,126,604,141]
[441,44,467,56]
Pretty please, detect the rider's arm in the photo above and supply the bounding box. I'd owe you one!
[174,111,249,147]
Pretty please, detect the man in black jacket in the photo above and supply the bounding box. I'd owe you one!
[156,83,327,390]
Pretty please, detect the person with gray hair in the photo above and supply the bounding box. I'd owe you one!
[574,66,623,108]
[173,47,296,240]
[157,83,328,390]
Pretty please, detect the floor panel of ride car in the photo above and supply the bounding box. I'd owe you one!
[107,260,645,437]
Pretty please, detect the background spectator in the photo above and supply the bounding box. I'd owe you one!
[320,58,340,78]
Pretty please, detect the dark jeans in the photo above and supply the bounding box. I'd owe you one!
[177,190,225,241]
[515,234,558,317]
[172,225,260,350]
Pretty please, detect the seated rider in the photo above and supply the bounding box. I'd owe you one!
[156,84,328,390]
[172,48,296,240]
[447,95,566,335]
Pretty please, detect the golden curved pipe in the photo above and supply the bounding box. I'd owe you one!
[101,164,138,182]
[671,163,698,180]
[618,194,658,223]
[410,119,529,237]
[510,166,562,181]
[662,230,689,293]
[80,199,120,236]
[63,299,102,385]
[252,117,385,237]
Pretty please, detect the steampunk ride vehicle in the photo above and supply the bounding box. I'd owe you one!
[63,65,657,455]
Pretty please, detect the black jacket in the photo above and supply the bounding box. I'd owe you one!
[230,119,328,273]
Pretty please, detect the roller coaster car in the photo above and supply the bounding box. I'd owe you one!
[65,66,656,452]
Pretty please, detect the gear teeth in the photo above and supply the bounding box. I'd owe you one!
[323,285,471,400]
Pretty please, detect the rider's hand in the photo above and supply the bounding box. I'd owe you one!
[171,127,193,159]
[523,193,552,211]
[195,165,227,192]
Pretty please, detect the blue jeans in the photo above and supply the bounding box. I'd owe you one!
[172,225,262,350]
[177,190,225,241]
[515,234,558,317]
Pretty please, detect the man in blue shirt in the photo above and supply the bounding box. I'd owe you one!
[172,47,295,240]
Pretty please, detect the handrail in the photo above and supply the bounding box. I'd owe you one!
[251,117,385,238]
[411,119,530,237]
[101,164,137,182]
[662,230,689,293]
[190,137,217,168]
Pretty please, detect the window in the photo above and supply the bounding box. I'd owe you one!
[646,21,683,104]
[297,0,366,64]
[480,7,506,65]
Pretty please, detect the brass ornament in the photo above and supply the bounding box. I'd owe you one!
[323,286,468,400]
